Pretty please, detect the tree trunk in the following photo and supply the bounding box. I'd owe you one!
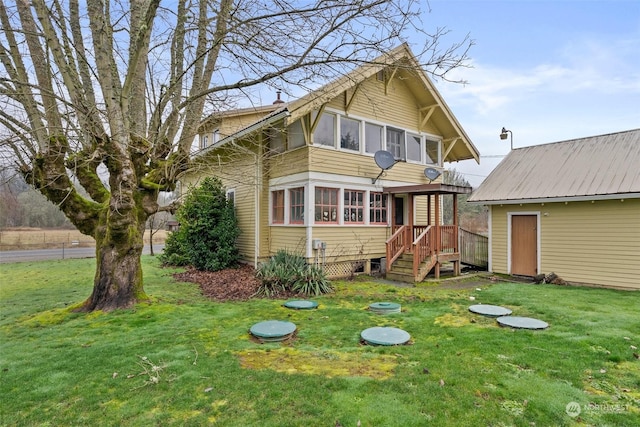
[78,208,150,312]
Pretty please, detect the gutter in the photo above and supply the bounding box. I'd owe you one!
[194,108,290,157]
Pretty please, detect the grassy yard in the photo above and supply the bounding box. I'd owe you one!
[0,258,638,426]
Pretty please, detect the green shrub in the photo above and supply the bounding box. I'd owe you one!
[255,250,332,297]
[160,177,240,271]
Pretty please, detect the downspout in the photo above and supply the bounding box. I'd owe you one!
[255,137,262,269]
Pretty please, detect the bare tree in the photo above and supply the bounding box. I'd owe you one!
[0,0,472,311]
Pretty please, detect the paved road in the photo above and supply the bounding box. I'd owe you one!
[0,245,164,264]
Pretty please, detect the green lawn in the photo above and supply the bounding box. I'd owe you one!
[1,257,638,426]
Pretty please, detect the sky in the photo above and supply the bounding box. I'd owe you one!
[423,0,640,187]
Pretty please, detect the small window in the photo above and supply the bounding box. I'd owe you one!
[314,187,338,223]
[340,117,360,151]
[426,139,440,165]
[272,190,284,224]
[386,127,405,160]
[344,190,364,223]
[407,133,422,162]
[226,189,235,205]
[290,187,305,224]
[365,123,383,154]
[268,127,285,153]
[370,192,388,224]
[288,120,305,149]
[200,134,208,149]
[313,113,336,147]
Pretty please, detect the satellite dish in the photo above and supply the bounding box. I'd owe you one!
[374,150,396,170]
[424,167,441,183]
[372,150,397,183]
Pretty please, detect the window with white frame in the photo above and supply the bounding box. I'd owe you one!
[226,189,235,208]
[290,187,305,224]
[369,192,388,224]
[314,187,339,223]
[407,133,422,162]
[365,123,383,154]
[313,113,336,146]
[200,134,208,149]
[340,117,360,151]
[272,190,284,224]
[425,138,440,165]
[288,120,305,149]
[268,127,285,153]
[386,127,405,160]
[344,190,364,223]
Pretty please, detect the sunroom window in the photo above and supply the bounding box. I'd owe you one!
[340,117,360,151]
[272,190,284,224]
[290,187,305,224]
[314,187,339,223]
[344,190,364,223]
[369,192,387,224]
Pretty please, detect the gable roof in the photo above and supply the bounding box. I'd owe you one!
[198,44,479,163]
[468,129,640,204]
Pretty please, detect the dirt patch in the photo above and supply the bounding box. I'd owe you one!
[173,264,300,302]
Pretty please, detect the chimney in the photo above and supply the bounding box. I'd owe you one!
[273,90,285,104]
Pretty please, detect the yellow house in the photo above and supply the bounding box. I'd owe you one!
[183,44,480,281]
[468,129,640,290]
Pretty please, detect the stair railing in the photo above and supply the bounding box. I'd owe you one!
[412,225,434,278]
[386,225,407,272]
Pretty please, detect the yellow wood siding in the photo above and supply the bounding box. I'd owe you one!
[491,200,640,289]
[268,226,308,256]
[311,226,390,261]
[265,146,310,180]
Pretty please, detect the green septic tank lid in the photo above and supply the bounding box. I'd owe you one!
[468,304,513,317]
[283,300,319,310]
[369,302,401,314]
[249,320,297,342]
[361,326,410,346]
[497,316,549,330]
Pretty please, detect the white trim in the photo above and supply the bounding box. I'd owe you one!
[507,211,540,276]
[471,192,640,205]
[487,208,493,272]
[308,107,443,166]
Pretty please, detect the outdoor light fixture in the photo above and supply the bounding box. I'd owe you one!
[500,127,513,150]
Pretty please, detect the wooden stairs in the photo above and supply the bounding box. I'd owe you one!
[385,252,438,283]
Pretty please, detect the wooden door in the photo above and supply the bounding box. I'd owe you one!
[511,215,537,276]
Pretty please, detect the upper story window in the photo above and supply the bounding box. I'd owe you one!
[268,127,285,153]
[310,109,442,166]
[365,123,383,154]
[200,134,209,149]
[425,138,440,165]
[288,120,305,149]
[344,190,364,223]
[340,117,360,151]
[314,187,339,223]
[386,127,405,160]
[290,187,305,224]
[314,113,336,146]
[407,133,422,163]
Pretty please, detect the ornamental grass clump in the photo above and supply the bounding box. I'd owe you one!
[256,250,332,296]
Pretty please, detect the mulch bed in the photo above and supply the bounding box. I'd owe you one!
[173,264,300,302]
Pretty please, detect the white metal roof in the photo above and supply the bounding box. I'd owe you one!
[468,129,640,204]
